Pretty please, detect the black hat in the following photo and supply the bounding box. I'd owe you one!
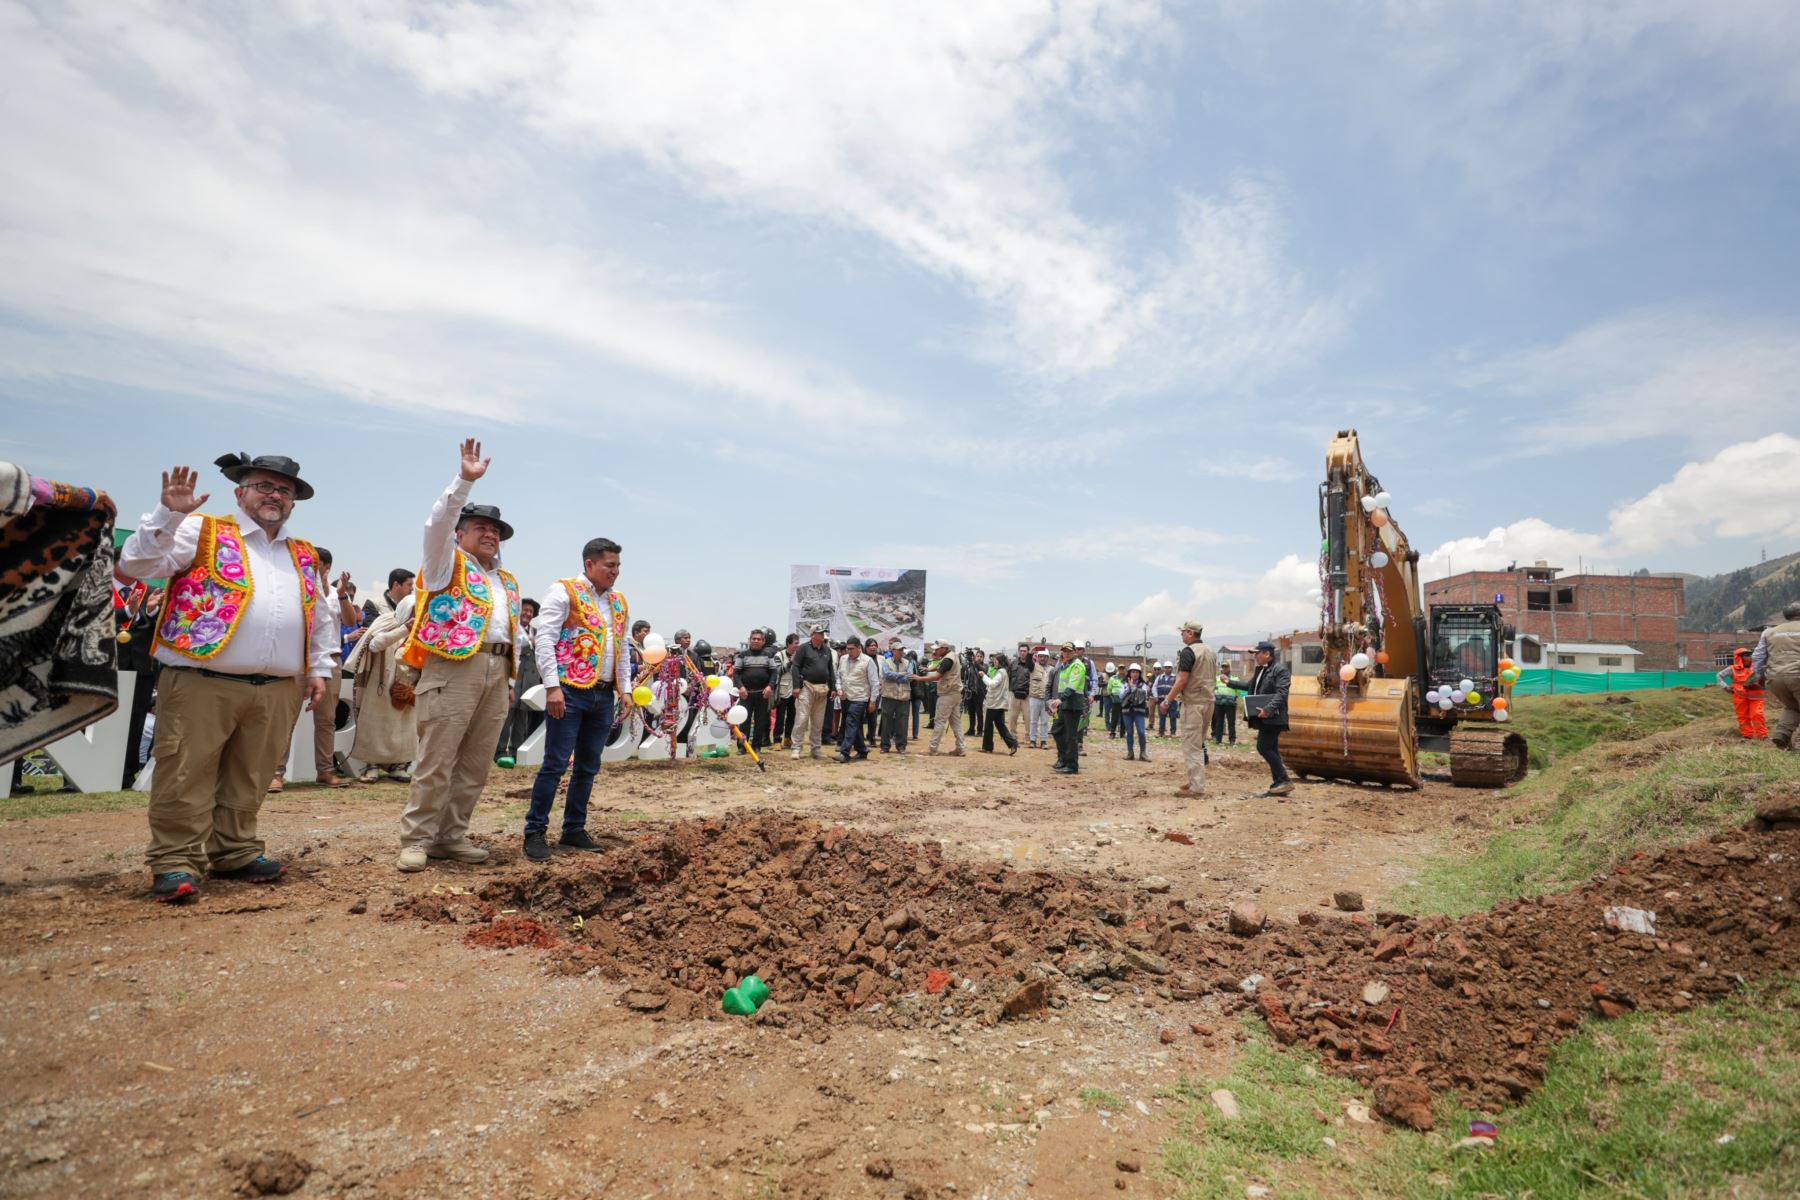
[1254,640,1277,653]
[215,453,314,501]
[457,503,514,542]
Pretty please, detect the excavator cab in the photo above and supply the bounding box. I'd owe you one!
[1426,606,1502,694]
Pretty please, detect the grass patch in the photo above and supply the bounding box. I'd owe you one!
[2,788,149,820]
[1367,977,1800,1198]
[1079,1087,1126,1112]
[1394,694,1797,917]
[1162,1027,1361,1199]
[1162,981,1800,1198]
[1507,688,1727,769]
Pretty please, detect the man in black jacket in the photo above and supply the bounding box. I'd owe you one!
[731,629,781,753]
[963,648,986,736]
[789,626,837,760]
[1008,645,1032,744]
[1227,640,1293,796]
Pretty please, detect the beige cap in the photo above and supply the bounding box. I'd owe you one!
[1180,620,1204,634]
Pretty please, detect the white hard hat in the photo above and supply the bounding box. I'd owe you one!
[1105,661,1117,672]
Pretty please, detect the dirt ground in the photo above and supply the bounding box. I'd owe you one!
[0,736,1507,1199]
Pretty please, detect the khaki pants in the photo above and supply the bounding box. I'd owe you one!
[929,695,965,752]
[146,668,304,876]
[400,653,512,848]
[1010,696,1029,742]
[313,665,342,774]
[1769,671,1800,749]
[793,682,831,755]
[1180,699,1214,789]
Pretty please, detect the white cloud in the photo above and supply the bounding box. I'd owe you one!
[1042,552,1321,645]
[1416,434,1800,580]
[300,0,1347,392]
[0,0,909,429]
[867,525,1239,586]
[1463,308,1800,452]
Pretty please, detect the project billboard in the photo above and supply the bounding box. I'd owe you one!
[788,565,927,653]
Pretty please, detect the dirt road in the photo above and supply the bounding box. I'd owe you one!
[0,739,1471,1198]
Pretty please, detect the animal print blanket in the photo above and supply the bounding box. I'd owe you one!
[0,462,119,767]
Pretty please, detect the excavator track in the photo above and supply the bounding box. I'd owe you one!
[1448,725,1528,788]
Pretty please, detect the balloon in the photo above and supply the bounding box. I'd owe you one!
[725,704,748,725]
[1375,651,1390,665]
[678,679,690,695]
[1350,652,1371,670]
[705,675,721,690]
[1459,678,1475,694]
[1369,551,1390,569]
[708,687,732,712]
[1369,509,1389,528]
[642,645,668,666]
[1360,495,1377,512]
[1450,689,1465,703]
[1498,657,1515,672]
[1494,708,1510,722]
[643,632,666,653]
[1339,665,1356,681]
[1466,691,1483,705]
[1374,491,1392,508]
[631,686,653,706]
[1493,697,1508,711]
[1440,699,1454,711]
[1426,690,1441,704]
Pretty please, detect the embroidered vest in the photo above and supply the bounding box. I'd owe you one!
[404,550,519,664]
[553,578,629,689]
[152,515,320,663]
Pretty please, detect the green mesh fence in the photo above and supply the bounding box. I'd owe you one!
[1508,668,1719,696]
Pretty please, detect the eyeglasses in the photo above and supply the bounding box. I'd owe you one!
[244,481,296,499]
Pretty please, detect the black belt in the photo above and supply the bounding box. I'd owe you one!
[477,642,514,657]
[168,664,296,687]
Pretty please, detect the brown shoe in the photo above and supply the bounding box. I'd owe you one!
[317,771,351,789]
[266,776,284,794]
[1174,785,1195,796]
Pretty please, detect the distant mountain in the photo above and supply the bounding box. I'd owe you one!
[851,569,927,596]
[1681,550,1800,630]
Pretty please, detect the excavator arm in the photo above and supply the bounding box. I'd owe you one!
[1282,430,1528,789]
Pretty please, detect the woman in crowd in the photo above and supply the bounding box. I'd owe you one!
[980,653,1018,754]
[1117,663,1151,761]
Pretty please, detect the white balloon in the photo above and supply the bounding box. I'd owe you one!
[1425,690,1440,704]
[1350,652,1371,671]
[1439,699,1454,711]
[1374,491,1392,508]
[1360,495,1377,512]
[1458,678,1475,694]
[1369,551,1390,569]
[1494,708,1511,722]
[677,679,689,695]
[642,632,666,653]
[725,703,749,725]
[708,687,732,713]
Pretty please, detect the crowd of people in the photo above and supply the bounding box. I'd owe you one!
[90,441,1800,907]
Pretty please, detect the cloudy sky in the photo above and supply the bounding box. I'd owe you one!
[6,0,1799,648]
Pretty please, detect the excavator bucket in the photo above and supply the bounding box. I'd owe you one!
[1282,674,1421,788]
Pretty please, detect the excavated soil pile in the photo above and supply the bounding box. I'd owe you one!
[405,812,1798,1120]
[1216,825,1799,1123]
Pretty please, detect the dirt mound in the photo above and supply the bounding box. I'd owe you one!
[410,811,1799,1119]
[1232,825,1800,1118]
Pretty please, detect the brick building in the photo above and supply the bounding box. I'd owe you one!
[1424,563,1742,671]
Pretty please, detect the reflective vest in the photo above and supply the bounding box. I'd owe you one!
[403,550,519,665]
[552,577,629,690]
[1730,661,1762,697]
[1056,658,1088,696]
[152,514,321,664]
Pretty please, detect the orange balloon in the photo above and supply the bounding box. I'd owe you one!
[1374,651,1390,665]
[1369,509,1389,528]
[1493,697,1508,711]
[1338,665,1356,681]
[1498,657,1515,672]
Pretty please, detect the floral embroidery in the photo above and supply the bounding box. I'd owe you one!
[153,516,320,662]
[555,578,608,688]
[406,550,518,663]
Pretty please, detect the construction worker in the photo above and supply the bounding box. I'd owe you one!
[1716,647,1766,740]
[1048,641,1089,774]
[1752,602,1800,751]
[1160,621,1217,798]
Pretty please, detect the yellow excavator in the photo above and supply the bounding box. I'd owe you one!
[1282,430,1529,789]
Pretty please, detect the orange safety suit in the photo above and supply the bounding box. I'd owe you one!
[1727,649,1766,739]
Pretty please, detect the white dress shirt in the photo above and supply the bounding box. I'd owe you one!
[532,577,622,687]
[422,476,512,648]
[118,502,338,679]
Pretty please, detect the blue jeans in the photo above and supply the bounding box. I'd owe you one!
[1120,710,1146,753]
[1158,699,1180,735]
[838,700,869,757]
[525,685,614,836]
